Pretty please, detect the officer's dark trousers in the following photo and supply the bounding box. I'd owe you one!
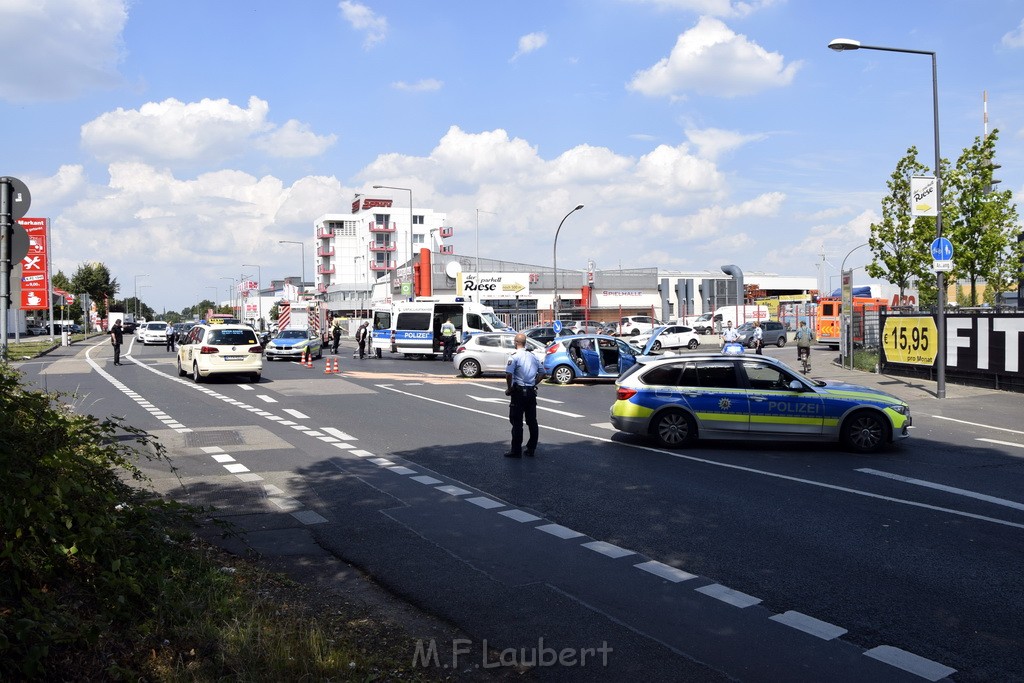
[508,387,538,454]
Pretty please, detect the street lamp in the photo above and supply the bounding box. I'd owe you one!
[372,185,414,283]
[242,263,262,329]
[138,284,151,319]
[133,273,149,318]
[278,240,306,296]
[552,204,585,321]
[220,277,236,317]
[828,38,946,399]
[476,209,497,274]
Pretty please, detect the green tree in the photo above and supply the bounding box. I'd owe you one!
[69,263,119,319]
[51,270,71,293]
[943,130,1021,306]
[865,147,939,303]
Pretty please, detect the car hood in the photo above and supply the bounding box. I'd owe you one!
[269,337,310,347]
[816,380,906,405]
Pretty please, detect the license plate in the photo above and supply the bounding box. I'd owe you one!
[223,355,244,361]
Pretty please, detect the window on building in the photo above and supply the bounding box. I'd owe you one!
[413,234,425,245]
[412,214,424,225]
[374,213,389,225]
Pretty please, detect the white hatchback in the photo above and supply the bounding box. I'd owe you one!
[140,321,169,345]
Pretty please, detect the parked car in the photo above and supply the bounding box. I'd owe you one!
[633,325,700,352]
[26,325,49,336]
[617,315,662,336]
[453,332,546,378]
[610,352,911,453]
[176,323,263,383]
[264,328,323,361]
[567,321,606,335]
[135,322,149,337]
[734,320,788,348]
[544,334,645,385]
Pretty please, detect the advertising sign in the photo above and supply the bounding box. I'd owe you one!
[882,316,938,365]
[17,217,48,310]
[910,176,938,217]
[456,272,530,299]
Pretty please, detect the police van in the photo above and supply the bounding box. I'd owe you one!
[387,297,511,357]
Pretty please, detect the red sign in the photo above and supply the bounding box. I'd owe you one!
[18,217,49,310]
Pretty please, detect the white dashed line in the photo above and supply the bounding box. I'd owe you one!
[436,485,471,496]
[412,475,443,485]
[581,540,635,558]
[634,560,697,583]
[323,427,358,441]
[351,449,375,457]
[223,463,249,474]
[864,645,957,681]
[500,509,541,523]
[537,523,585,539]
[212,454,235,463]
[256,394,277,403]
[387,466,417,475]
[466,496,505,509]
[770,611,847,640]
[695,584,761,608]
[858,468,1024,512]
[283,408,309,419]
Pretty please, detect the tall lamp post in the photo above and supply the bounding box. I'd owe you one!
[133,273,149,318]
[220,277,236,317]
[372,185,413,285]
[137,285,151,319]
[476,209,497,274]
[278,240,306,296]
[828,38,946,399]
[242,263,262,329]
[552,204,585,321]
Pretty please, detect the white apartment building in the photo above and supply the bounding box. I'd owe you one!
[314,195,448,313]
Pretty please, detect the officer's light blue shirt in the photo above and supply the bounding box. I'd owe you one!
[506,348,542,387]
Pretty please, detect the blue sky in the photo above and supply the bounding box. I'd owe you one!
[3,0,1023,313]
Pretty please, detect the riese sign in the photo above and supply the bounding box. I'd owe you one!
[456,272,530,299]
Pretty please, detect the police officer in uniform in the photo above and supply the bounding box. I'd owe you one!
[504,333,545,458]
[440,318,457,361]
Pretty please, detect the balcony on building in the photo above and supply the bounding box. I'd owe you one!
[316,227,334,239]
[368,242,397,252]
[317,265,336,275]
[316,246,335,257]
[368,222,396,233]
[369,261,395,272]
[317,283,327,293]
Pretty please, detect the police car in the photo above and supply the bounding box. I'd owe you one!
[610,352,911,453]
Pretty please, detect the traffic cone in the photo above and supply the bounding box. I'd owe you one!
[324,358,332,374]
[333,357,340,373]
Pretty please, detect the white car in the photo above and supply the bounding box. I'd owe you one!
[140,321,169,345]
[617,315,662,336]
[453,332,545,378]
[177,323,263,383]
[633,325,700,352]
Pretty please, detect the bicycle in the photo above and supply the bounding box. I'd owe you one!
[797,346,810,374]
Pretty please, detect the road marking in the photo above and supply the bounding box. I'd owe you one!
[323,427,358,441]
[858,468,1024,512]
[581,541,635,558]
[379,382,1024,531]
[466,394,583,417]
[635,560,697,583]
[283,408,309,419]
[537,523,584,539]
[770,611,847,640]
[591,422,617,431]
[695,583,761,608]
[500,509,541,523]
[977,437,1024,450]
[930,414,1024,435]
[864,645,956,681]
[256,394,277,403]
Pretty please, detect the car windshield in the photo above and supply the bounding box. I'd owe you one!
[148,323,167,330]
[483,312,509,330]
[278,330,307,339]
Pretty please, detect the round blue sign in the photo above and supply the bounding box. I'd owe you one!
[931,237,953,260]
[552,320,563,334]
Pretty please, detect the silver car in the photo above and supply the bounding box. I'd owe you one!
[453,333,546,378]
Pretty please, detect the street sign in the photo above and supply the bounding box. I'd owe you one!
[882,317,938,366]
[552,320,563,335]
[2,177,31,220]
[931,237,953,261]
[932,260,953,272]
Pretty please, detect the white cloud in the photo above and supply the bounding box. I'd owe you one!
[627,16,801,98]
[81,96,334,164]
[685,127,766,160]
[339,0,388,48]
[392,79,444,92]
[0,0,127,102]
[1002,18,1024,48]
[511,32,548,61]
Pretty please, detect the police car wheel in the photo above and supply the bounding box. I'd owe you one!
[652,409,696,448]
[552,364,575,385]
[841,411,887,454]
[459,358,481,378]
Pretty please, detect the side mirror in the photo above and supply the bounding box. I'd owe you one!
[788,379,804,391]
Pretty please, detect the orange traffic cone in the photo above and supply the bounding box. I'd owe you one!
[324,357,332,374]
[333,358,340,373]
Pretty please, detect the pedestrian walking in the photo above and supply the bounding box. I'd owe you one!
[110,319,124,366]
[165,323,176,352]
[440,318,457,362]
[332,324,341,354]
[504,332,545,458]
[356,321,369,359]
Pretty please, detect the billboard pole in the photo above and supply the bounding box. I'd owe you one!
[0,180,10,359]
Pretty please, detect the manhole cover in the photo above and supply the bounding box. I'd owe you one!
[184,430,244,448]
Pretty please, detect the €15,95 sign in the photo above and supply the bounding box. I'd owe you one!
[882,316,938,366]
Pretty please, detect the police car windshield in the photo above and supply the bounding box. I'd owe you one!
[278,329,307,338]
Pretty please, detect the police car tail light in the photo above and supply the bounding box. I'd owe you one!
[199,346,219,354]
[546,344,560,355]
[616,387,637,401]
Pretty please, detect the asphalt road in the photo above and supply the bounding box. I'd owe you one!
[15,336,1024,682]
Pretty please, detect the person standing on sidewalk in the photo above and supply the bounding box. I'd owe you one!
[356,321,369,359]
[331,324,341,355]
[504,333,545,458]
[751,320,764,355]
[110,319,124,366]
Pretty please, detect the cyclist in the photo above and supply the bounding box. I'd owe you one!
[794,320,814,371]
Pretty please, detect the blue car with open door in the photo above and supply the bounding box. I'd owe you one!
[544,334,648,384]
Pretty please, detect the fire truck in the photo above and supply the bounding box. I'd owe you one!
[815,296,888,349]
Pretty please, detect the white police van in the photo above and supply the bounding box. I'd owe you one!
[388,297,511,357]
